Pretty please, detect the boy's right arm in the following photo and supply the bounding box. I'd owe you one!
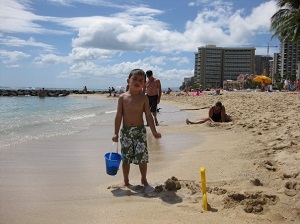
[112,97,123,142]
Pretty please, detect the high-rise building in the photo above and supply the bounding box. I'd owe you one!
[194,45,255,88]
[280,40,300,79]
[269,53,281,83]
[255,55,273,76]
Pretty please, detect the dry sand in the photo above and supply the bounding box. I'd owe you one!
[103,91,300,223]
[1,91,300,224]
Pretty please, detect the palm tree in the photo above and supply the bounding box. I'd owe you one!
[270,0,300,42]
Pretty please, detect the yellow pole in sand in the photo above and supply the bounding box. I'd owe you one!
[200,167,208,211]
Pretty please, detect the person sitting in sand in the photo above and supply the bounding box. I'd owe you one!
[166,87,172,94]
[186,101,231,124]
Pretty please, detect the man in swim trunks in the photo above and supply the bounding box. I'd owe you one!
[112,69,161,187]
[186,101,231,124]
[144,70,162,126]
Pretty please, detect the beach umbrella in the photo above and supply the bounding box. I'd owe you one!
[253,75,272,84]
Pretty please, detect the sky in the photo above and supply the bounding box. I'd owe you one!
[0,0,280,90]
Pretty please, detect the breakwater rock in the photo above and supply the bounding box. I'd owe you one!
[0,89,106,97]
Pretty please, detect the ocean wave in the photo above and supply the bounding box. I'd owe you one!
[105,110,117,114]
[64,114,96,122]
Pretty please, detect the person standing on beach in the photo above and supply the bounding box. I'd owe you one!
[296,79,300,92]
[144,70,162,126]
[184,85,189,95]
[284,79,289,91]
[83,86,88,93]
[186,101,231,124]
[112,69,161,187]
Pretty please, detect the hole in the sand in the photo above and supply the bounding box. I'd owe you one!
[223,192,278,213]
[228,193,246,202]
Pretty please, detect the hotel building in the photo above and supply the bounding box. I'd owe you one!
[194,45,255,88]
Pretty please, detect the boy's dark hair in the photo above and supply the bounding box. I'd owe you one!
[146,70,153,77]
[128,69,146,81]
[215,101,222,107]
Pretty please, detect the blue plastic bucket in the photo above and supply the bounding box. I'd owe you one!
[104,152,122,176]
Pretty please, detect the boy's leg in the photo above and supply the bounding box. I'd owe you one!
[139,163,148,186]
[122,162,130,186]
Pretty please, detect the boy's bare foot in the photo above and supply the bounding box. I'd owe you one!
[141,179,149,186]
[120,181,130,187]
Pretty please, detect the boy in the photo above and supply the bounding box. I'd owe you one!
[112,69,161,186]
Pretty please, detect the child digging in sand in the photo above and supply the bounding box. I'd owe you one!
[112,69,161,187]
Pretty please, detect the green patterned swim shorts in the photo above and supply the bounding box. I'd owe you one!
[120,125,148,164]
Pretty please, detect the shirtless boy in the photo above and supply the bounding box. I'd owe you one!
[144,70,162,125]
[112,69,161,187]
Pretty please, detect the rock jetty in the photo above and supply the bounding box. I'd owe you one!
[0,89,106,97]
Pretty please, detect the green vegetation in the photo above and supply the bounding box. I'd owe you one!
[271,0,300,42]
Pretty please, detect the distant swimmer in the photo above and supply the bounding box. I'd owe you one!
[38,88,47,98]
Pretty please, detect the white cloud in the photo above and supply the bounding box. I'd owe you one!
[0,50,30,67]
[47,0,132,9]
[0,0,42,33]
[33,54,70,65]
[62,1,277,57]
[56,56,193,88]
[0,36,55,52]
[70,47,116,61]
[0,0,71,35]
[243,1,277,32]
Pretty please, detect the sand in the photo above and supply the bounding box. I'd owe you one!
[1,91,300,224]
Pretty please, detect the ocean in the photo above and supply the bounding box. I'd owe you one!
[0,96,117,149]
[0,95,189,150]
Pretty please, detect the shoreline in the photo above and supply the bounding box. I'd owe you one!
[1,91,299,223]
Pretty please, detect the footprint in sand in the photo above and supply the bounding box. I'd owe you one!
[264,160,276,171]
[284,181,299,197]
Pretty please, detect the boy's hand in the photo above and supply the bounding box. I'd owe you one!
[153,132,161,139]
[112,134,119,142]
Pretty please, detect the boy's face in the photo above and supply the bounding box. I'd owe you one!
[127,73,145,91]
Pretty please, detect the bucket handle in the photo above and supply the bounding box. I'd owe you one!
[109,142,119,160]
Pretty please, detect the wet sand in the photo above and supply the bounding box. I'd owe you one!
[0,101,201,224]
